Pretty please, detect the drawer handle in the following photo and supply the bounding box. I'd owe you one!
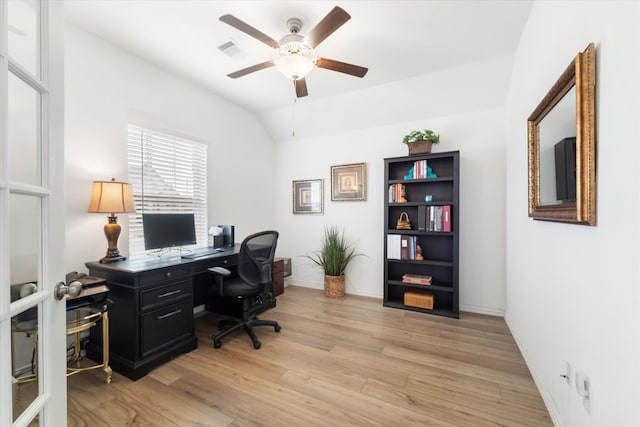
[165,271,172,278]
[157,289,181,299]
[157,309,182,320]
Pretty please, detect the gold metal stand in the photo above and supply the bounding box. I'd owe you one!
[11,304,112,384]
[65,305,112,383]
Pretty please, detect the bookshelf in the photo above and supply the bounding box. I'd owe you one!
[383,150,459,318]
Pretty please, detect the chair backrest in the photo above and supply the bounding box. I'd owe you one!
[237,230,279,287]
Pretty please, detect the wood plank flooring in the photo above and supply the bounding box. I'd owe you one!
[67,286,552,426]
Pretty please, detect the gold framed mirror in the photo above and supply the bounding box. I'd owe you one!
[528,43,596,225]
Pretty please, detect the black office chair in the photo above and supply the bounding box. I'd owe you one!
[208,230,281,349]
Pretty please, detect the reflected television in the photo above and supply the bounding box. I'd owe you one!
[142,213,197,250]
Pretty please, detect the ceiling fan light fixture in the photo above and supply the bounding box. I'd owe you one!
[275,54,314,80]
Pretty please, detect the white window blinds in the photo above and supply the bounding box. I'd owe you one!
[127,125,207,255]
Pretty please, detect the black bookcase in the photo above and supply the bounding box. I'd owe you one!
[383,150,459,318]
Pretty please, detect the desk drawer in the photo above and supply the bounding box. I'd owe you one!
[138,265,191,286]
[141,279,191,312]
[141,300,193,357]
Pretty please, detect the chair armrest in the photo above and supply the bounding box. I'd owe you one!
[208,266,231,277]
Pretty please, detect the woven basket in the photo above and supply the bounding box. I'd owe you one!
[404,290,434,310]
[407,140,433,155]
[324,274,345,298]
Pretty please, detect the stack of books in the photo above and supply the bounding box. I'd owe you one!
[418,205,452,232]
[402,274,433,285]
[387,235,418,260]
[388,183,406,203]
[410,160,428,179]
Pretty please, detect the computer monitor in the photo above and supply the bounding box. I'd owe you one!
[142,213,197,250]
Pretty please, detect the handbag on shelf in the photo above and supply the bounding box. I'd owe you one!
[396,212,412,230]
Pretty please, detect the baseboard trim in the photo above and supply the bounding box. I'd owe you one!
[459,303,504,317]
[287,282,505,315]
[505,318,564,427]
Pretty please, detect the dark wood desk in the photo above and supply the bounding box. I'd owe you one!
[86,247,243,380]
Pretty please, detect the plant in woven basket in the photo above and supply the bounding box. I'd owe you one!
[402,129,440,144]
[402,129,440,155]
[304,225,364,297]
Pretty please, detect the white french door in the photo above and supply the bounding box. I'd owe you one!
[0,0,66,426]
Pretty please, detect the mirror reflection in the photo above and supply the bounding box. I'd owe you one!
[538,86,577,205]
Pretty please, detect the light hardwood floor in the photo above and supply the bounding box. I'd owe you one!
[67,285,552,426]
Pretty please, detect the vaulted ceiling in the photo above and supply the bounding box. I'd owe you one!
[64,1,533,116]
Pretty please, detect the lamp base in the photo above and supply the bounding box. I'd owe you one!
[100,248,126,263]
[99,253,127,264]
[100,216,126,263]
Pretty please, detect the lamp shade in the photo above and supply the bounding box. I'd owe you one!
[275,54,314,80]
[87,178,135,214]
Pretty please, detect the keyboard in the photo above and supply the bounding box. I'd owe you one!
[181,247,224,259]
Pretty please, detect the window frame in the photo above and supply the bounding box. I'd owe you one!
[127,125,208,256]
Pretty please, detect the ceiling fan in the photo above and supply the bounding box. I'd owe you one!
[220,6,368,98]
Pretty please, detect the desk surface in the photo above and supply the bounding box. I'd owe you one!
[86,245,240,274]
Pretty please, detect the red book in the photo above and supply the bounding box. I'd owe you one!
[443,205,451,232]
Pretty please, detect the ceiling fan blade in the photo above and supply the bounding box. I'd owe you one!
[227,60,275,79]
[295,78,309,98]
[219,14,279,49]
[305,6,351,48]
[316,58,368,78]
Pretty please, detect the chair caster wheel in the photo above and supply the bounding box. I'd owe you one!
[275,325,281,332]
[213,340,222,349]
[253,340,261,349]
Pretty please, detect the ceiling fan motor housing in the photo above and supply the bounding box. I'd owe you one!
[286,17,303,34]
[278,33,312,57]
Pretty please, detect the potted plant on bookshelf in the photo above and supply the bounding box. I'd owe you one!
[304,225,364,298]
[402,129,440,155]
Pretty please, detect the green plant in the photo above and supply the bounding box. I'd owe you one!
[304,225,364,276]
[402,129,440,144]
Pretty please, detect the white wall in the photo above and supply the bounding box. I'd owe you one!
[505,1,640,426]
[64,23,275,273]
[274,59,508,315]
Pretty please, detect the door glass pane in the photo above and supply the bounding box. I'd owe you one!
[10,193,40,290]
[8,0,39,78]
[8,72,41,186]
[11,305,41,425]
[9,193,41,426]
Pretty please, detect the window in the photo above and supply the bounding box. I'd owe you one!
[127,125,207,255]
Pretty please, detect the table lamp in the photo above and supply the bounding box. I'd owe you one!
[87,178,135,263]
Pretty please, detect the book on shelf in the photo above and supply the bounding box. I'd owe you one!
[400,235,410,260]
[418,205,426,231]
[402,274,433,285]
[424,205,452,232]
[443,205,451,232]
[387,234,401,260]
[434,206,443,231]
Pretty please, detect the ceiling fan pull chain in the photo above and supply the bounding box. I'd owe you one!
[291,95,297,137]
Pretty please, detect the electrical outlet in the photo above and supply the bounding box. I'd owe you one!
[565,361,573,386]
[575,371,592,414]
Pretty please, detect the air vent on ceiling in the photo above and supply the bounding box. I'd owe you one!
[217,40,242,58]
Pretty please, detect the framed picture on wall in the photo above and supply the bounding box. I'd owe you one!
[292,179,324,214]
[331,162,367,201]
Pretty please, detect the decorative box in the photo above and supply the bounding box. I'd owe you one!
[404,290,434,310]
